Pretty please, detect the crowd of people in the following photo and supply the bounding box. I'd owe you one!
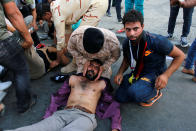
[0,0,195,130]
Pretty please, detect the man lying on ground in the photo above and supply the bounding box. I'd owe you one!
[6,59,121,131]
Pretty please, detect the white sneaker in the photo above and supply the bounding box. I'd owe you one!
[0,81,12,91]
[0,91,6,102]
[61,61,77,73]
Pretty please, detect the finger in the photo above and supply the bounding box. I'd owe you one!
[95,70,102,81]
[83,66,87,76]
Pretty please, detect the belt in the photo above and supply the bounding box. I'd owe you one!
[66,105,93,114]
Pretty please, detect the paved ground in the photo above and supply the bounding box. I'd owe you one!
[0,0,196,130]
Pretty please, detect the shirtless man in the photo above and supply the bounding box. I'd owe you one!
[7,59,119,131]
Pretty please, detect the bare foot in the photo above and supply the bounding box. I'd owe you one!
[192,77,196,83]
[181,68,194,75]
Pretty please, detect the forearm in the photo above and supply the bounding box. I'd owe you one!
[103,48,121,71]
[163,55,184,78]
[117,57,129,74]
[31,9,37,25]
[4,2,31,41]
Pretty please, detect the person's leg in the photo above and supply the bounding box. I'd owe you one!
[24,46,45,79]
[6,110,70,131]
[167,5,180,35]
[125,0,134,13]
[127,73,158,103]
[115,0,122,21]
[135,0,144,16]
[106,0,112,14]
[115,74,133,103]
[183,39,196,73]
[61,109,97,131]
[182,7,194,37]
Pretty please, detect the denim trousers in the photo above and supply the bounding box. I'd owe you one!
[115,0,122,20]
[115,73,157,103]
[185,38,196,77]
[125,0,144,15]
[0,35,31,107]
[168,5,194,37]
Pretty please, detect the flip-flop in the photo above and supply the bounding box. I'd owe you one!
[116,28,125,33]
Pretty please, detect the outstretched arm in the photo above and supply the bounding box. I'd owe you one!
[155,46,185,89]
[3,1,33,48]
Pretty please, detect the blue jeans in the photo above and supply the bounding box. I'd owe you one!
[0,35,31,108]
[168,5,194,37]
[125,0,144,15]
[185,38,196,77]
[115,0,122,20]
[115,73,157,103]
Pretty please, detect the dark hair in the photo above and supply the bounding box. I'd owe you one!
[122,10,144,26]
[90,59,103,66]
[83,28,104,54]
[37,3,50,19]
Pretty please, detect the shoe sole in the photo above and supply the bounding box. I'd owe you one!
[140,92,163,107]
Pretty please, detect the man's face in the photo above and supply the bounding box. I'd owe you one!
[85,61,100,81]
[124,21,144,43]
[42,12,52,22]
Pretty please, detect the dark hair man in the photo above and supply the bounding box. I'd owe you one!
[114,10,185,106]
[0,0,35,113]
[37,0,108,73]
[7,59,121,131]
[67,26,121,80]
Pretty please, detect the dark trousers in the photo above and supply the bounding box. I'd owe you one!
[115,73,157,103]
[0,35,31,107]
[115,0,122,20]
[168,5,194,37]
[107,0,112,13]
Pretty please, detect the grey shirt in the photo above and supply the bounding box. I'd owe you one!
[0,0,13,40]
[15,0,35,10]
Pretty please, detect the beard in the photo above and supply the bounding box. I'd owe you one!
[129,32,143,44]
[85,70,98,81]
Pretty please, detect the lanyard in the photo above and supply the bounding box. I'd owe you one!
[129,40,139,69]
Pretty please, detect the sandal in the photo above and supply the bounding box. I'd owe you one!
[0,103,5,116]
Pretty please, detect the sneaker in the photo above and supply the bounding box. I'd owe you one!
[140,90,162,107]
[61,61,77,73]
[17,94,37,113]
[0,91,6,102]
[181,37,189,47]
[0,81,12,91]
[166,33,173,39]
[106,12,112,17]
[118,18,122,23]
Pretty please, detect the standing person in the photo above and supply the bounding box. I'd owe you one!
[67,25,121,80]
[114,10,185,106]
[182,38,196,82]
[0,0,36,113]
[117,0,144,33]
[39,0,108,73]
[115,0,122,22]
[15,0,41,47]
[170,0,196,82]
[106,0,112,17]
[166,2,194,47]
